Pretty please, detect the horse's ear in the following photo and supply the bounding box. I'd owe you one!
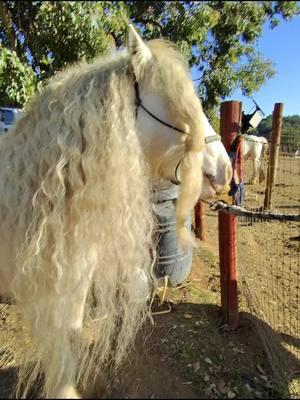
[127,24,152,66]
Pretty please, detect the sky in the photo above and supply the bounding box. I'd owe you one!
[192,15,300,117]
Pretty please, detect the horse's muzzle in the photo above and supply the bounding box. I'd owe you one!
[206,174,230,196]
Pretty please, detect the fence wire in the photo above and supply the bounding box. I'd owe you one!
[235,126,299,396]
[210,201,300,222]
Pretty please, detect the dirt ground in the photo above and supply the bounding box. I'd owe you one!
[239,156,299,346]
[0,247,289,400]
[0,156,299,399]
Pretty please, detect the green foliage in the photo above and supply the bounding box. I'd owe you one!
[32,1,129,78]
[126,1,299,116]
[0,0,129,106]
[0,0,299,112]
[0,44,39,106]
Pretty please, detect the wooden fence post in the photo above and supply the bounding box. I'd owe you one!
[194,201,206,241]
[264,103,284,210]
[218,101,241,329]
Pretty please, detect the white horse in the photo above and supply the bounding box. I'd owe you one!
[0,25,232,399]
[241,134,269,184]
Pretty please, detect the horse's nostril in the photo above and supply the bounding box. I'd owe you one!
[216,191,232,203]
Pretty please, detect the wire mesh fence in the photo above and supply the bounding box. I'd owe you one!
[237,123,300,393]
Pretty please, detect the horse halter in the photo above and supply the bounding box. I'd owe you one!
[134,81,187,134]
[133,79,221,144]
[133,77,221,186]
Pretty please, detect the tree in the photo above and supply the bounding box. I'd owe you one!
[0,1,129,105]
[254,114,300,148]
[0,43,40,106]
[126,1,299,118]
[0,1,299,117]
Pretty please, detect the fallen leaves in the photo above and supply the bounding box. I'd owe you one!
[227,390,236,398]
[193,361,200,372]
[204,357,213,365]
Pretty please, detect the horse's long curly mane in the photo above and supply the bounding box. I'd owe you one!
[0,37,205,398]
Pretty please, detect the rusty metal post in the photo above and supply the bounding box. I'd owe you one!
[194,201,206,241]
[218,101,241,329]
[264,103,284,210]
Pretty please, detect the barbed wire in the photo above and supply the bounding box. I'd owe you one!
[209,201,300,222]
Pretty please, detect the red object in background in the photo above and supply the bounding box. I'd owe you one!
[218,101,242,329]
[194,201,205,241]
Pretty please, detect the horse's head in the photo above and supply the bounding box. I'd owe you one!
[198,115,232,201]
[127,25,232,248]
